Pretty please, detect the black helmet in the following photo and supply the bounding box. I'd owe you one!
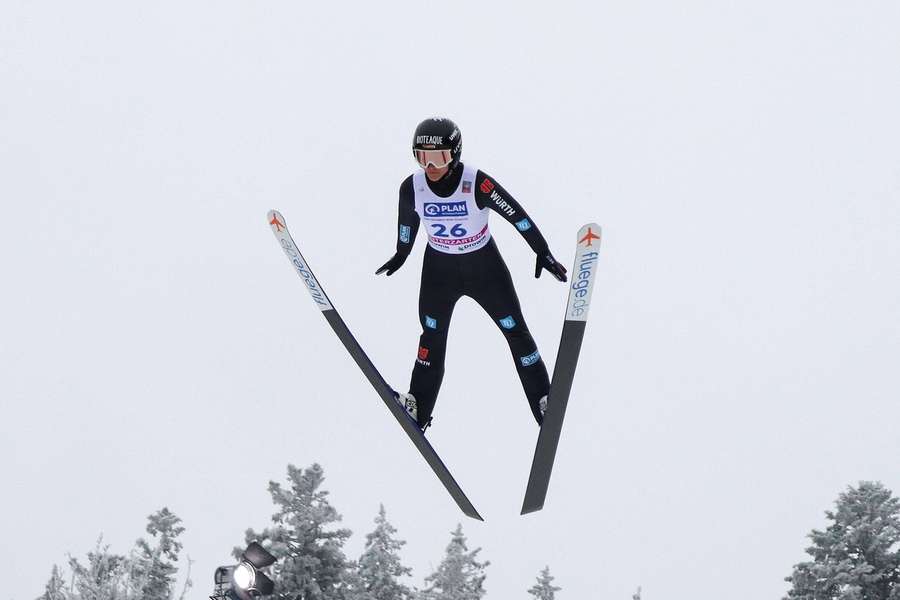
[412,117,462,171]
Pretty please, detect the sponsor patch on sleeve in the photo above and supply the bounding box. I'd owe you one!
[520,350,541,367]
[399,224,411,243]
[499,315,517,329]
[515,218,532,232]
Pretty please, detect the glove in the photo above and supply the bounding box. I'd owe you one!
[375,253,407,276]
[535,251,568,282]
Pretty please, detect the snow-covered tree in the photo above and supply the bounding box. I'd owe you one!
[39,511,192,600]
[37,565,68,600]
[357,504,414,600]
[335,562,369,600]
[421,524,489,600]
[527,566,560,600]
[784,481,900,600]
[239,463,352,600]
[68,537,128,600]
[128,507,187,600]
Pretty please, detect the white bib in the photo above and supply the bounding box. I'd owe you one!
[413,165,491,254]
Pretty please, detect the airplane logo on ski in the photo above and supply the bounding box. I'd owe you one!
[270,214,286,232]
[579,227,600,247]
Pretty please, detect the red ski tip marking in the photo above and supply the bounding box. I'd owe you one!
[579,227,600,247]
[270,214,286,232]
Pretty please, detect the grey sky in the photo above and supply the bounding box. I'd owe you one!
[2,1,899,598]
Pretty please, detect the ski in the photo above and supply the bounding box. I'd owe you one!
[268,210,483,521]
[521,223,602,515]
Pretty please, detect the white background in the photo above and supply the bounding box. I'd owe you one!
[2,1,899,598]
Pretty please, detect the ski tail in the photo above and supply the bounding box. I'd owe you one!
[268,210,483,521]
[521,223,602,515]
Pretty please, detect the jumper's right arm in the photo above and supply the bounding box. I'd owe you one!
[376,176,420,276]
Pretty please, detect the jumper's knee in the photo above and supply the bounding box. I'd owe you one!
[420,312,448,334]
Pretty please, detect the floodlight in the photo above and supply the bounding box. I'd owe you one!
[243,542,277,569]
[233,563,254,589]
[211,541,276,600]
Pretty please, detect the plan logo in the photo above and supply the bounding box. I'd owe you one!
[480,179,495,194]
[424,202,468,218]
[520,350,541,367]
[499,315,517,330]
[515,218,532,232]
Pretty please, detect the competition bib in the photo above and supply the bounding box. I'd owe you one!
[413,165,491,254]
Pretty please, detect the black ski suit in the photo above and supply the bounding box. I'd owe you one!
[381,163,563,428]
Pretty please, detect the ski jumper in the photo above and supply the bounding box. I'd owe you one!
[393,162,552,427]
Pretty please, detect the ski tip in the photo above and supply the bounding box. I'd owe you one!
[268,209,287,234]
[576,223,602,249]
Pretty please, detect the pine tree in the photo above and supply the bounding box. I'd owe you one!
[37,565,68,600]
[128,507,187,600]
[527,567,560,600]
[68,537,128,600]
[784,481,900,600]
[357,505,414,600]
[240,463,352,600]
[421,524,489,600]
[336,562,370,600]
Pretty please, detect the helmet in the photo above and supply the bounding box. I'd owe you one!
[412,117,462,171]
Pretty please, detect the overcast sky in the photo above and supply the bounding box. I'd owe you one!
[2,1,899,598]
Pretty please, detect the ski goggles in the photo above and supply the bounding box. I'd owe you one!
[414,148,453,169]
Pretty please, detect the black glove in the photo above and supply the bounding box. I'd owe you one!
[375,253,407,276]
[535,251,568,282]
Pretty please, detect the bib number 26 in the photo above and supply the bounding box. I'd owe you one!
[431,223,468,238]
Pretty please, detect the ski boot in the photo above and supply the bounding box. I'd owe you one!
[392,391,434,433]
[539,395,548,418]
[394,391,418,422]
